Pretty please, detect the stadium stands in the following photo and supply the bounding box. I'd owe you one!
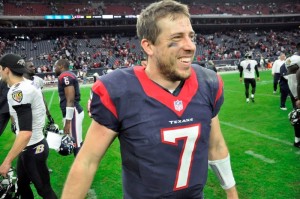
[2,1,300,16]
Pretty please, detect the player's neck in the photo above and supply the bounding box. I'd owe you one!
[8,75,25,87]
[145,65,181,91]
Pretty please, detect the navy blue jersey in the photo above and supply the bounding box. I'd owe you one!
[58,71,83,116]
[90,66,224,198]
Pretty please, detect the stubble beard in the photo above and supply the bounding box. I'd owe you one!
[157,58,191,82]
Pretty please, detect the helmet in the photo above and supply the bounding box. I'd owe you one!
[245,52,252,59]
[0,168,18,199]
[288,109,300,125]
[58,135,75,156]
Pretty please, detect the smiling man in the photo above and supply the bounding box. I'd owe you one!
[62,1,238,198]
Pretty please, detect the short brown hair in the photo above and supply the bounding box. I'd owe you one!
[136,0,190,45]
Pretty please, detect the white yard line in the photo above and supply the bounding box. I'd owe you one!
[224,89,278,98]
[220,121,292,146]
[245,150,276,164]
[46,90,55,109]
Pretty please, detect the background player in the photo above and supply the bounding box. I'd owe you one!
[0,53,57,198]
[272,53,286,94]
[24,61,54,125]
[62,1,238,198]
[239,52,260,103]
[286,43,300,148]
[54,58,84,156]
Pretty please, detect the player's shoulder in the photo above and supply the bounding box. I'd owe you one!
[286,54,300,68]
[252,59,258,64]
[191,64,221,88]
[8,80,37,103]
[93,67,137,94]
[99,67,135,83]
[59,71,76,79]
[16,80,37,91]
[33,75,44,82]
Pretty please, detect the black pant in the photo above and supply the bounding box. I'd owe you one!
[273,73,281,92]
[17,139,57,199]
[0,112,10,136]
[244,78,256,98]
[280,82,296,108]
[294,123,300,139]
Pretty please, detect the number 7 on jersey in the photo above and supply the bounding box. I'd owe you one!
[161,124,201,190]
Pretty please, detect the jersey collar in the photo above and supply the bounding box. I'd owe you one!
[134,66,198,117]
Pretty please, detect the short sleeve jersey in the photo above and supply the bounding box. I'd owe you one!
[240,59,258,79]
[90,66,224,198]
[32,75,44,90]
[58,71,83,116]
[7,79,45,146]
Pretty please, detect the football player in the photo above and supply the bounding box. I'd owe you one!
[286,43,300,148]
[23,61,55,125]
[54,59,84,156]
[62,1,238,198]
[272,53,286,94]
[239,52,260,103]
[0,53,57,198]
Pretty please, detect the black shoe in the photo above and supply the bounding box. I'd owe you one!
[251,97,255,102]
[294,142,300,148]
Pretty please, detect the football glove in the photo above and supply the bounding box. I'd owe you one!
[47,114,55,124]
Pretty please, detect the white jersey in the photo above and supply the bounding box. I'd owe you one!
[240,59,258,79]
[32,75,44,89]
[286,54,300,98]
[272,59,285,74]
[287,74,297,98]
[7,79,45,146]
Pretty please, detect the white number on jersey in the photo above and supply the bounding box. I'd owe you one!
[161,124,201,190]
[64,77,70,85]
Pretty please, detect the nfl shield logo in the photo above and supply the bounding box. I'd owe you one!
[174,100,183,112]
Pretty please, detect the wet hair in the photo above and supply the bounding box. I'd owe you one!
[136,0,190,45]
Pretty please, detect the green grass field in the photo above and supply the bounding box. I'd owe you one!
[1,70,299,198]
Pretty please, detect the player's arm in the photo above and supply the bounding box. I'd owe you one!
[208,115,238,199]
[238,65,243,82]
[62,119,117,199]
[64,85,75,134]
[295,68,300,108]
[255,64,260,81]
[271,62,275,76]
[42,94,54,124]
[0,104,32,177]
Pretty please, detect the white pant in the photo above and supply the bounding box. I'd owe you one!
[63,108,84,148]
